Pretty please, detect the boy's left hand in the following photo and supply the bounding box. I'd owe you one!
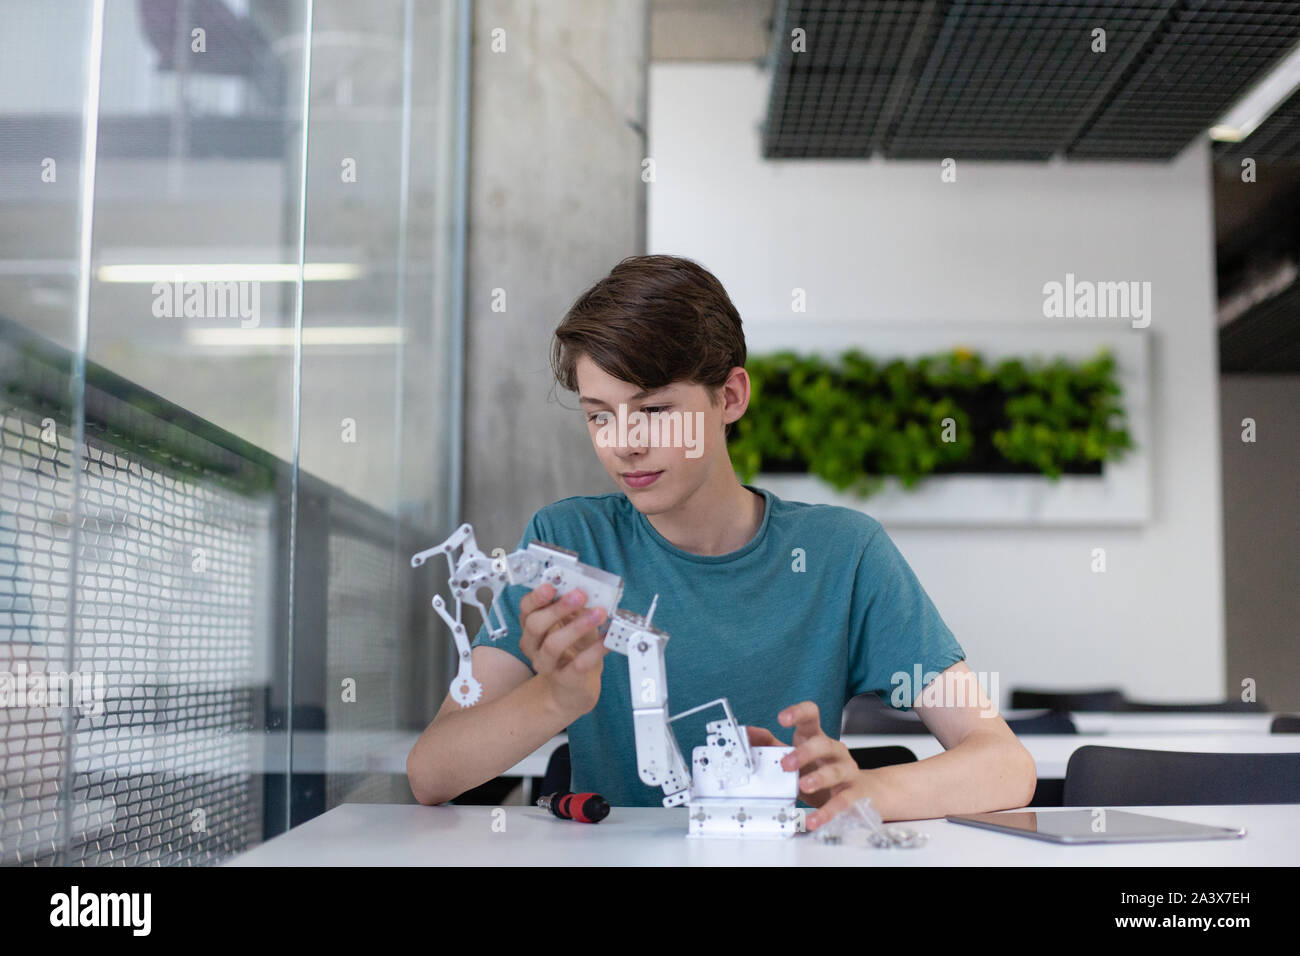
[746,701,867,831]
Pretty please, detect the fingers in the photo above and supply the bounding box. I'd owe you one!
[778,700,823,741]
[745,726,784,747]
[517,582,557,618]
[779,732,845,775]
[568,634,610,674]
[522,604,579,663]
[545,609,601,670]
[795,752,857,796]
[533,605,606,674]
[806,787,863,831]
[519,585,588,659]
[556,616,603,667]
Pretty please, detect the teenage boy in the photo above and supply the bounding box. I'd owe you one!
[408,255,1036,828]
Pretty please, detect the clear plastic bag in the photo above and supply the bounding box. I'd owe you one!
[811,796,929,848]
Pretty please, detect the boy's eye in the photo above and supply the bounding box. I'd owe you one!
[586,405,669,423]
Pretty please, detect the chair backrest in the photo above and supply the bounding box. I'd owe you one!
[539,743,572,798]
[843,695,1077,736]
[843,706,928,734]
[1063,746,1300,806]
[1010,688,1124,712]
[1008,710,1077,735]
[1121,698,1267,713]
[1271,715,1300,734]
[842,692,909,733]
[849,745,917,770]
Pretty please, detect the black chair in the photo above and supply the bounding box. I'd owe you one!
[535,743,572,803]
[844,693,1076,736]
[1121,698,1267,713]
[1062,746,1300,806]
[1006,710,1078,735]
[849,745,917,770]
[1271,715,1300,734]
[1028,779,1065,808]
[843,693,917,732]
[1010,687,1125,712]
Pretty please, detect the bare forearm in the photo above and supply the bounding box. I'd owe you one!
[862,731,1037,821]
[406,676,574,806]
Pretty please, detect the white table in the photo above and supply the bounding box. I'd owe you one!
[845,711,1280,735]
[226,802,1300,866]
[1070,713,1278,734]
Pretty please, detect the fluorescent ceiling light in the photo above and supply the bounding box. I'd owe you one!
[1210,40,1300,142]
[97,263,362,282]
[186,326,404,346]
[1208,125,1245,143]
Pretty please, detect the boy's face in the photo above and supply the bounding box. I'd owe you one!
[575,354,747,513]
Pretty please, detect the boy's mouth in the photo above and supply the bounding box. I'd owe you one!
[621,469,663,489]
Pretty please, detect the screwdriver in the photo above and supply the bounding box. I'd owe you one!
[537,791,610,823]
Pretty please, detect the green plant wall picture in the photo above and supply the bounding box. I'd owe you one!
[728,347,1134,498]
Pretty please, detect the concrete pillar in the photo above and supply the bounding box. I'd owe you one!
[463,0,650,552]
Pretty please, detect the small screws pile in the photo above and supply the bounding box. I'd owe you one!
[812,796,929,849]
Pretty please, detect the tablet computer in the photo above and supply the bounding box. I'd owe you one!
[945,809,1246,844]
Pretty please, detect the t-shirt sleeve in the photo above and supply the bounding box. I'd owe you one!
[846,521,966,712]
[467,510,549,675]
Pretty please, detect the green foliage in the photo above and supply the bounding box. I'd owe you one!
[728,347,1134,496]
[990,352,1134,479]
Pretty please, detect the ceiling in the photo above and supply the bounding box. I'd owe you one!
[650,0,1300,371]
[761,1,1300,160]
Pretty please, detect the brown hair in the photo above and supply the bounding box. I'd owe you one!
[551,255,747,437]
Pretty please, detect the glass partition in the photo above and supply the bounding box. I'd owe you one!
[0,0,464,865]
[0,0,101,866]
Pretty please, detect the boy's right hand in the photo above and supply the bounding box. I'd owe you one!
[518,582,610,720]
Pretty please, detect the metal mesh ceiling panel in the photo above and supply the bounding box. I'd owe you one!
[888,1,1174,159]
[764,1,943,157]
[763,0,1300,161]
[1070,1,1300,158]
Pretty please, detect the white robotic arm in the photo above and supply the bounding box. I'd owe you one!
[413,523,798,837]
[411,523,622,706]
[603,596,800,837]
[601,596,693,805]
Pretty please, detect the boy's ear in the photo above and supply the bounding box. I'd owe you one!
[717,371,748,442]
[722,369,754,421]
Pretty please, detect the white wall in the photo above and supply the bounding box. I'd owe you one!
[648,63,1226,704]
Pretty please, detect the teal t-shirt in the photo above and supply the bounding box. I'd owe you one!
[469,483,965,808]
